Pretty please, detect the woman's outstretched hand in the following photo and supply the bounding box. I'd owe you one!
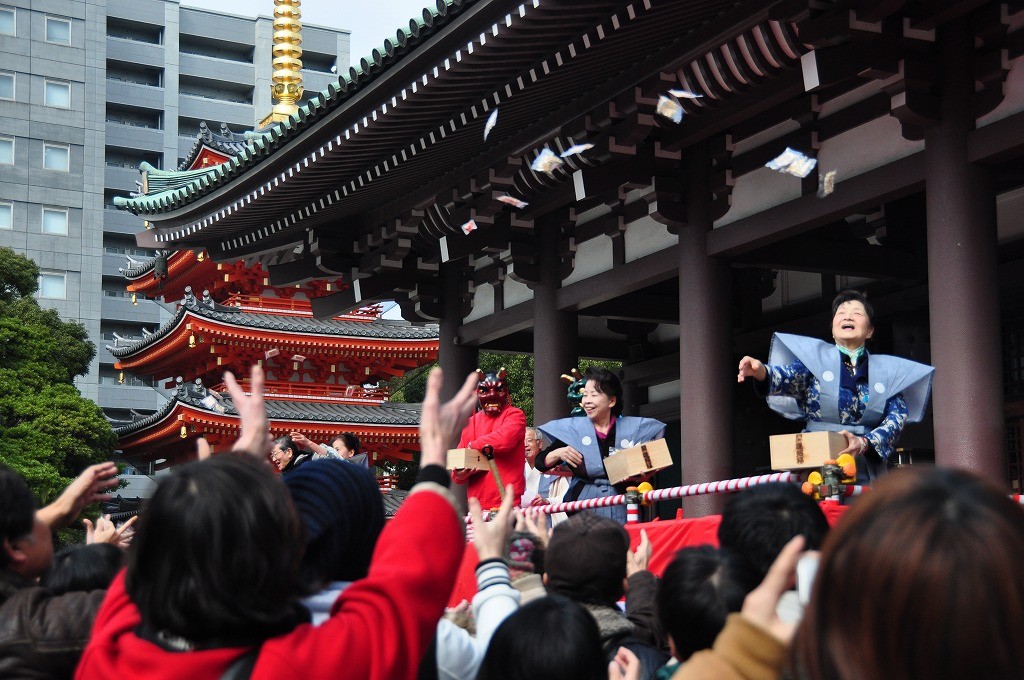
[737,356,767,383]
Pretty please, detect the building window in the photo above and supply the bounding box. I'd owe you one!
[0,136,12,164]
[38,271,66,299]
[43,142,70,171]
[0,71,13,100]
[44,16,71,45]
[43,80,70,108]
[0,202,11,230]
[0,7,14,36]
[41,207,68,235]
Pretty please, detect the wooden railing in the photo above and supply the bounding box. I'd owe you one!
[209,380,390,402]
[221,293,383,320]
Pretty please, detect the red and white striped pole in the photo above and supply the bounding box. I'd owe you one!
[625,486,641,525]
[528,471,801,516]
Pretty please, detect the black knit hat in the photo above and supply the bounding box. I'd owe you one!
[284,459,384,584]
[544,512,630,606]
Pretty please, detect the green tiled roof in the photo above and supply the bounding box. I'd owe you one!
[116,0,472,216]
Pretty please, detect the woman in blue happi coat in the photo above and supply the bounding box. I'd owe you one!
[535,367,666,524]
[737,290,934,483]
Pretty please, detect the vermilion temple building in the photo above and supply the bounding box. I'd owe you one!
[115,0,1024,515]
[110,123,439,471]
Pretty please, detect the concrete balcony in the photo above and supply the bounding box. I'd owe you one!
[106,80,166,111]
[179,53,254,86]
[106,37,165,68]
[104,165,141,193]
[98,384,166,412]
[178,96,253,128]
[103,208,148,236]
[105,122,165,154]
[101,295,162,324]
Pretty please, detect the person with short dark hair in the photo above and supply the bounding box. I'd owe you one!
[536,367,666,524]
[270,434,312,475]
[0,462,120,680]
[41,543,124,595]
[291,431,369,467]
[656,546,759,676]
[543,512,668,680]
[477,594,608,680]
[738,289,934,481]
[717,482,830,579]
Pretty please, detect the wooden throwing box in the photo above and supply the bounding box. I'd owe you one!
[603,439,673,485]
[446,447,490,471]
[769,431,847,471]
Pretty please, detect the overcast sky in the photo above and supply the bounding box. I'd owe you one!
[179,0,433,66]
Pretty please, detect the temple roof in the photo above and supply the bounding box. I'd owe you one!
[177,121,258,172]
[120,257,159,279]
[107,288,439,359]
[115,0,752,230]
[112,377,424,438]
[114,0,475,218]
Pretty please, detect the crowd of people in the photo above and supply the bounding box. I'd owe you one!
[1,361,1023,680]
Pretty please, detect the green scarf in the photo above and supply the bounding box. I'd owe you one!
[836,343,866,366]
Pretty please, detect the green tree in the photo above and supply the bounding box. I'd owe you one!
[0,248,116,505]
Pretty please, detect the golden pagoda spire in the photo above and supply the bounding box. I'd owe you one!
[261,0,304,126]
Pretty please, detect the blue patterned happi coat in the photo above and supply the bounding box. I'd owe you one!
[762,333,934,482]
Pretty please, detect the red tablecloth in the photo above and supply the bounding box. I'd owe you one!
[448,502,849,605]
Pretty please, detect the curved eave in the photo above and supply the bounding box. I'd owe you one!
[116,400,424,445]
[124,250,212,293]
[117,0,479,225]
[134,0,794,258]
[109,307,439,368]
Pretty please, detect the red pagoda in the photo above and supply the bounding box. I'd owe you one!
[110,123,439,472]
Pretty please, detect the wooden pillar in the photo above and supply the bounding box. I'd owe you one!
[679,142,733,516]
[533,216,578,425]
[438,262,478,401]
[925,23,1006,478]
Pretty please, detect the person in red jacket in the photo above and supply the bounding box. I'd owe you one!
[75,365,479,680]
[452,368,527,509]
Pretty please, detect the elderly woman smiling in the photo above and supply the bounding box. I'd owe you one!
[535,367,665,524]
[738,290,934,482]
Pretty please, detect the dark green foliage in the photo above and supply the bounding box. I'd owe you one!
[0,247,40,302]
[0,249,116,507]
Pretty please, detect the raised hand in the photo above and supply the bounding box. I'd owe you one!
[740,535,806,644]
[419,368,479,469]
[38,462,120,530]
[607,647,642,680]
[737,356,767,383]
[85,514,138,550]
[468,484,516,561]
[625,528,651,576]
[224,364,272,458]
[515,508,550,549]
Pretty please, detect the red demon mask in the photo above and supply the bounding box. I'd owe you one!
[476,368,510,416]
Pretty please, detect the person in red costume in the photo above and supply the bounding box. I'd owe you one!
[451,368,527,509]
